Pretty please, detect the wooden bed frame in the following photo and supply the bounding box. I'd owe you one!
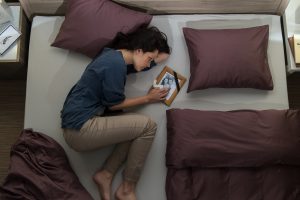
[20,0,290,20]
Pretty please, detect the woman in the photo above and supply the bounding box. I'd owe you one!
[61,26,170,200]
[161,76,170,88]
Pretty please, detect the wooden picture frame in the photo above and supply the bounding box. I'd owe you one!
[154,66,186,106]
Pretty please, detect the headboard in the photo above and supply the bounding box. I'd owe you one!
[20,0,290,21]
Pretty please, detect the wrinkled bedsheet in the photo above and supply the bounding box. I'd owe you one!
[0,129,93,200]
[166,109,300,200]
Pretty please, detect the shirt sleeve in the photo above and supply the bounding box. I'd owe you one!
[101,66,126,107]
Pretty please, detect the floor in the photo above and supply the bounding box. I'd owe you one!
[286,73,300,108]
[0,80,26,183]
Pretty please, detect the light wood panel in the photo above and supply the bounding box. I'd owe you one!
[19,0,290,21]
[20,0,67,20]
[115,0,287,14]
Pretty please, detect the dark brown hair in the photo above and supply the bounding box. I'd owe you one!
[111,26,171,54]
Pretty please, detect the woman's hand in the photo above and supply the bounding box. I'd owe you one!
[154,52,170,64]
[110,88,169,110]
[147,87,169,103]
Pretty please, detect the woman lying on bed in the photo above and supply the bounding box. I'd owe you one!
[61,26,170,200]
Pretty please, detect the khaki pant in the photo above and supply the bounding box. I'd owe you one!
[63,113,157,182]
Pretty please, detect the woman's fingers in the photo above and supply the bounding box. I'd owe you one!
[148,88,170,102]
[159,88,169,98]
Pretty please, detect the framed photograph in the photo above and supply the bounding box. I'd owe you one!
[0,24,21,55]
[154,66,186,106]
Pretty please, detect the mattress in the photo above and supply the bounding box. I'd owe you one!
[24,14,288,200]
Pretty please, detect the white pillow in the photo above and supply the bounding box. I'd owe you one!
[0,0,12,25]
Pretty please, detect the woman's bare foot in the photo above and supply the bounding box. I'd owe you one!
[115,181,137,200]
[93,170,113,200]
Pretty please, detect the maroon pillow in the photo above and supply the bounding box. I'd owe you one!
[182,25,273,92]
[52,0,152,58]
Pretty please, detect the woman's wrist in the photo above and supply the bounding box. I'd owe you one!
[144,95,150,104]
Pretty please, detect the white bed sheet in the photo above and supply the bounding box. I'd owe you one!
[25,14,288,200]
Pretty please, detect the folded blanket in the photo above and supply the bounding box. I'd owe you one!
[166,109,300,168]
[0,129,93,200]
[165,109,300,200]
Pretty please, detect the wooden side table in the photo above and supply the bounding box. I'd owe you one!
[283,0,300,74]
[0,4,29,79]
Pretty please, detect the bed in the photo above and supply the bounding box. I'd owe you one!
[3,0,293,199]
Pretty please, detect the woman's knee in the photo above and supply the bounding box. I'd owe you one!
[63,129,89,152]
[143,117,157,137]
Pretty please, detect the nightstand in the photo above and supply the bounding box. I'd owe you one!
[284,0,300,74]
[0,3,29,79]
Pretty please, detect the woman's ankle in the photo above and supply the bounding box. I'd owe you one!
[115,181,137,200]
[95,169,113,178]
[122,180,136,193]
[93,169,114,200]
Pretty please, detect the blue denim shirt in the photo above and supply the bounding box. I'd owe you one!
[61,48,127,129]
